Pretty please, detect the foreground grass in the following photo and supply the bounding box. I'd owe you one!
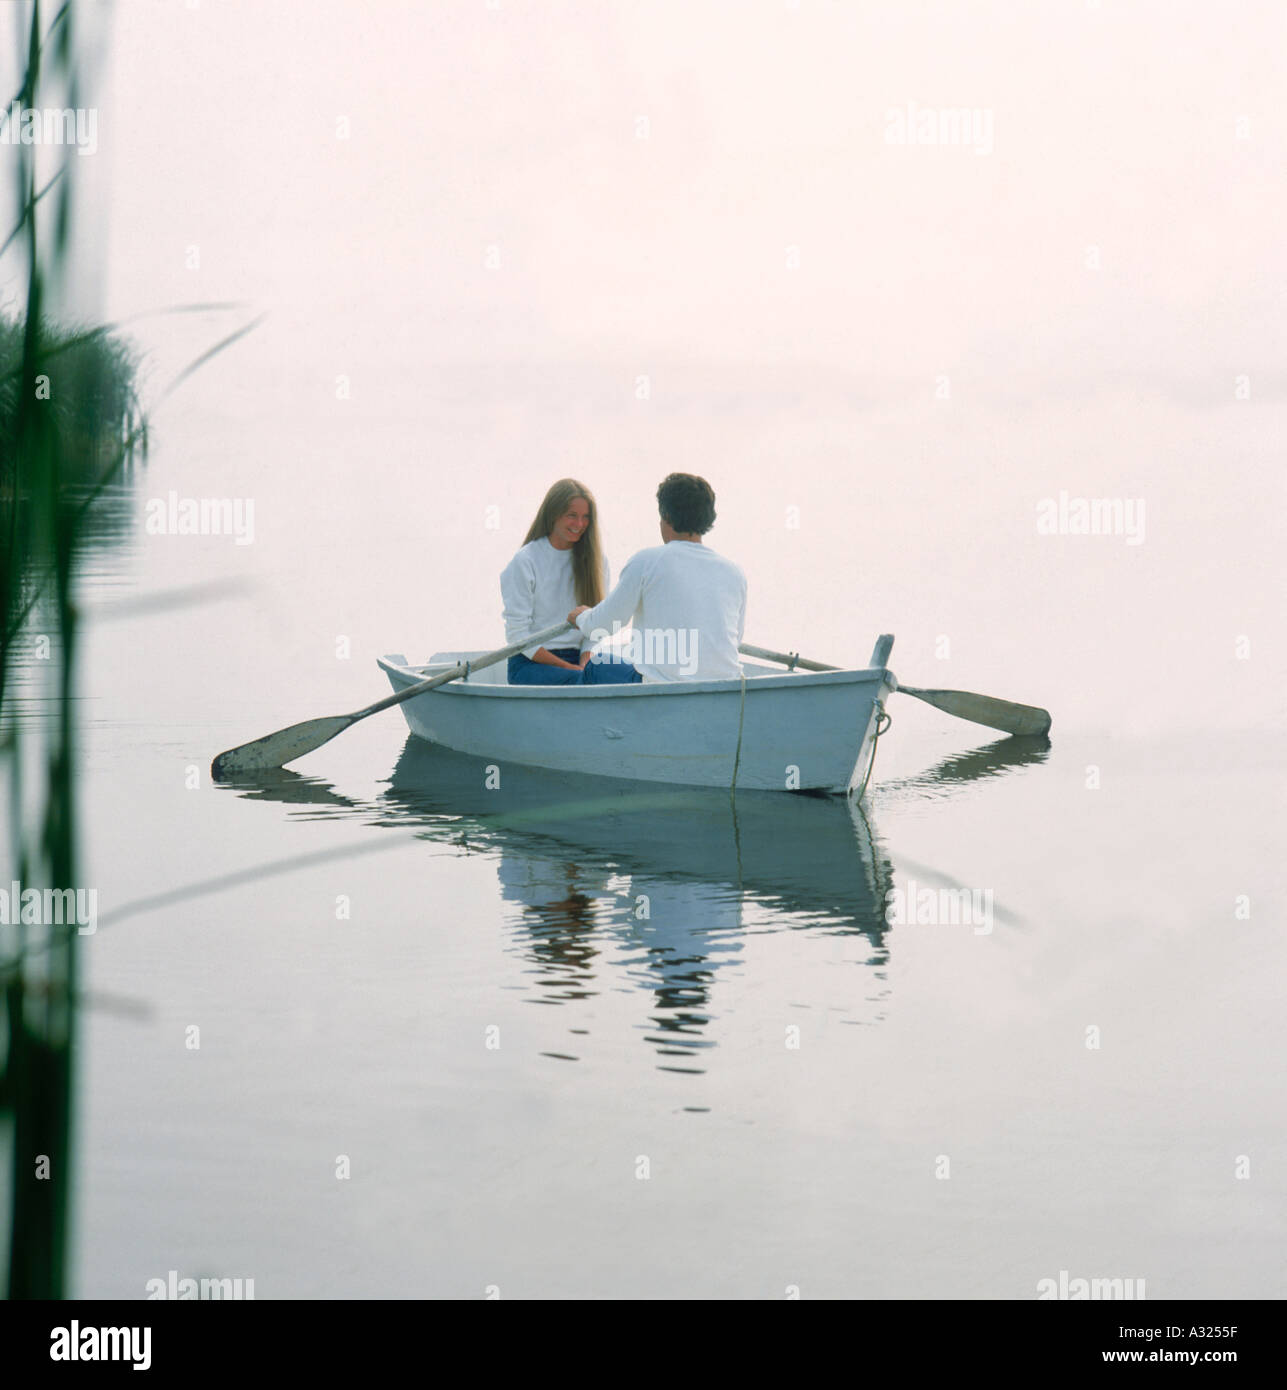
[0,311,143,492]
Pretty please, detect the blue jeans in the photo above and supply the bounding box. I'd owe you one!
[507,647,642,686]
[584,653,643,685]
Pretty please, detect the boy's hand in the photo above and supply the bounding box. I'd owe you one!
[568,605,590,624]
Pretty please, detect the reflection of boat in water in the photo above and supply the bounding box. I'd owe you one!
[382,739,895,1069]
[382,738,892,936]
[214,734,1047,1070]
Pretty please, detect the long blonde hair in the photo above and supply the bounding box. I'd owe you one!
[523,478,605,606]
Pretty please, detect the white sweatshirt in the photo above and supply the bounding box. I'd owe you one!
[501,538,610,659]
[572,541,748,682]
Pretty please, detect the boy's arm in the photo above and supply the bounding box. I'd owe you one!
[569,554,646,639]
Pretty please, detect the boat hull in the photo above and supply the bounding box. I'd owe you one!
[376,653,893,794]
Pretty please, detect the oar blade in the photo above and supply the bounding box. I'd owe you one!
[211,715,354,778]
[899,687,1052,738]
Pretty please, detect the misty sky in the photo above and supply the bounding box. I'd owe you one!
[2,0,1280,388]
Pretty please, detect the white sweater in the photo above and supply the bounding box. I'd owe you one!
[501,538,610,659]
[572,540,747,682]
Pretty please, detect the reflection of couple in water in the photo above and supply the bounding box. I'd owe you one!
[498,847,742,1053]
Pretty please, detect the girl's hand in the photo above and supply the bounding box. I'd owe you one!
[579,651,594,668]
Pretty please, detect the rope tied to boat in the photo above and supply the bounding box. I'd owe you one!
[852,704,892,801]
[730,667,748,792]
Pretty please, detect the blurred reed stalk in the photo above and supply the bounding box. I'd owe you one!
[0,0,138,1299]
[1,1,257,1298]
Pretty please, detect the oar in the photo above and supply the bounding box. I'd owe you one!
[739,639,1051,738]
[211,621,578,777]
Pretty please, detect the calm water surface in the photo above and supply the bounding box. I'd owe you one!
[7,366,1273,1301]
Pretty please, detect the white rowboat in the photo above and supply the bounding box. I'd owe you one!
[376,635,896,795]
